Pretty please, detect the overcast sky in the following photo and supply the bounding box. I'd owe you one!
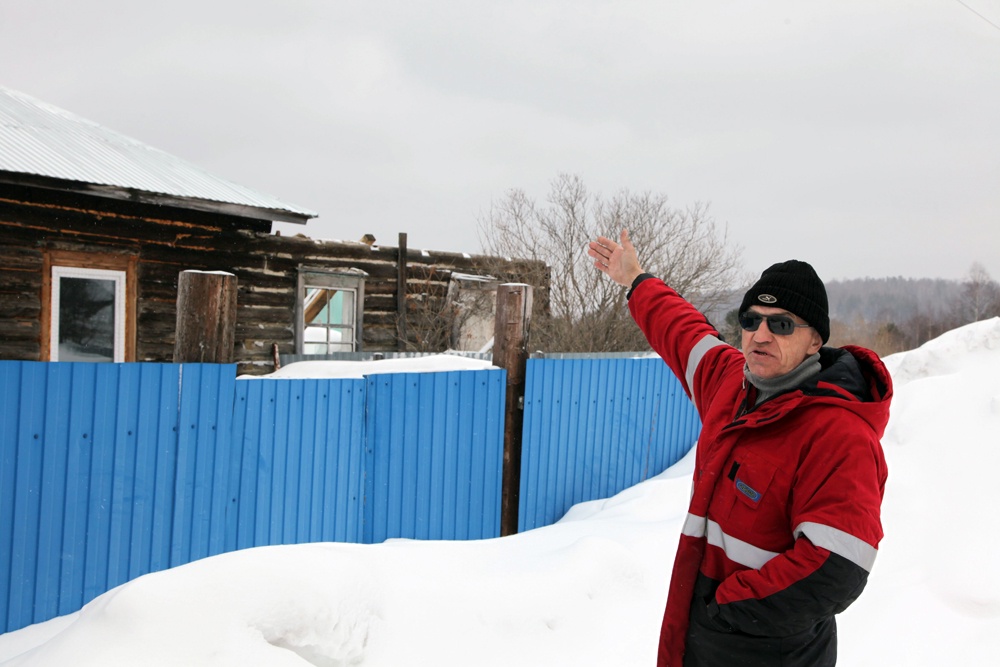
[3,0,998,281]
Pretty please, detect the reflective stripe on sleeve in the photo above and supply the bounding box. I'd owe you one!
[706,520,781,570]
[685,335,728,409]
[794,522,879,572]
[682,513,707,538]
[683,514,783,570]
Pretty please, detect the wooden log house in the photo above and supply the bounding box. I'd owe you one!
[0,87,542,374]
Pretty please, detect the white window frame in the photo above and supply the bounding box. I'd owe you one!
[296,268,367,354]
[50,266,127,363]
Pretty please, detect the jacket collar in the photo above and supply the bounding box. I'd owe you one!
[734,345,893,437]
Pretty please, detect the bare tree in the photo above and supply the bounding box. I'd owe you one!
[397,269,508,353]
[723,309,744,349]
[478,174,744,352]
[955,262,1000,323]
[398,268,455,352]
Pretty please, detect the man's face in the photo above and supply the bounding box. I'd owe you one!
[741,306,823,379]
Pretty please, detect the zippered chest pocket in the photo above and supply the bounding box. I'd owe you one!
[728,456,777,510]
[719,453,795,546]
[706,446,793,544]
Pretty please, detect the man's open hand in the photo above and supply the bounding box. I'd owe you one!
[588,229,644,287]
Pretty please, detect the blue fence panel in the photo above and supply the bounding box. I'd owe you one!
[2,355,700,634]
[1,361,44,631]
[364,369,506,544]
[230,377,367,549]
[320,379,367,543]
[171,364,236,566]
[0,361,237,634]
[125,365,181,585]
[518,357,701,532]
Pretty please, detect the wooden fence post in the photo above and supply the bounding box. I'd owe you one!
[397,232,408,351]
[493,283,532,537]
[174,270,238,363]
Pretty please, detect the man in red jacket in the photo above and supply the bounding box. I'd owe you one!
[588,231,891,667]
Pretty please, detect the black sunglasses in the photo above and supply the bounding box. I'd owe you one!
[739,312,812,336]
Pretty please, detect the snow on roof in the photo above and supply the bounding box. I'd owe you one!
[0,86,315,223]
[449,272,497,283]
[242,353,497,380]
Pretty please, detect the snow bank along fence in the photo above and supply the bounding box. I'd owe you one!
[0,357,698,633]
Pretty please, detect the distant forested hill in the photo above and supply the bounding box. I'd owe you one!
[700,270,999,355]
[826,277,961,323]
[703,276,975,355]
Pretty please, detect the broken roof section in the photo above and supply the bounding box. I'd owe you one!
[0,86,316,224]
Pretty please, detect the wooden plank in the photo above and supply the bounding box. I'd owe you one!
[493,283,532,536]
[397,233,408,351]
[173,271,238,363]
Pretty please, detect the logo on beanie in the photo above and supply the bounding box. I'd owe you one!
[757,294,778,304]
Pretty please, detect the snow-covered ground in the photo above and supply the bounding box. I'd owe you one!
[2,318,999,666]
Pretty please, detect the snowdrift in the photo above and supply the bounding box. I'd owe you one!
[2,319,999,666]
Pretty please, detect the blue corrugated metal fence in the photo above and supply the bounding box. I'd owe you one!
[1,355,698,634]
[0,362,236,632]
[364,371,505,542]
[230,377,368,549]
[518,357,700,531]
[0,361,505,633]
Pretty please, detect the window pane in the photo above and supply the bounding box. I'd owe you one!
[337,291,354,326]
[305,288,352,326]
[301,284,358,352]
[58,277,115,362]
[304,288,332,326]
[304,325,329,344]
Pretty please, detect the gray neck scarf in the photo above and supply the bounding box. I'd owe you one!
[744,352,822,406]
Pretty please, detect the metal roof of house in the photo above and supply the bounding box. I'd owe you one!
[0,86,316,223]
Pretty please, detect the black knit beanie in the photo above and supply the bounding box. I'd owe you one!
[739,260,830,343]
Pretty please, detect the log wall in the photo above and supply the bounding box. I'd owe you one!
[0,182,543,374]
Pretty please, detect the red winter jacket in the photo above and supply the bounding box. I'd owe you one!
[628,277,891,667]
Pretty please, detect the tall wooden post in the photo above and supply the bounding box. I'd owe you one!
[174,270,238,363]
[397,232,408,351]
[493,283,532,537]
